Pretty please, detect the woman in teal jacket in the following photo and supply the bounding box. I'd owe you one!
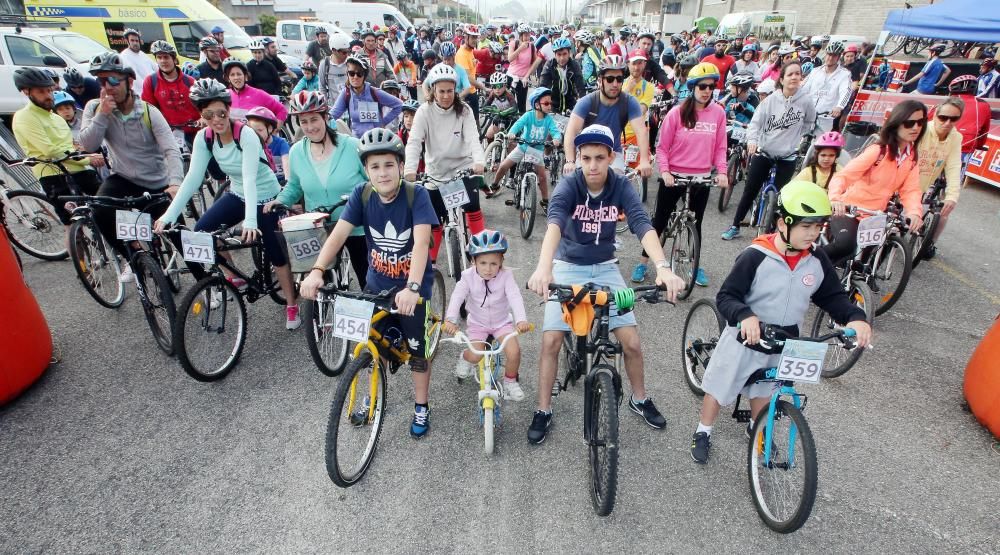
[265,90,369,288]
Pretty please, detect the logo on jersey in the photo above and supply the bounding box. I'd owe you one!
[371,221,411,252]
[802,274,816,286]
[761,107,805,134]
[370,222,413,279]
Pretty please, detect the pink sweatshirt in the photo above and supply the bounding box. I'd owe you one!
[656,101,728,175]
[229,85,288,125]
[446,266,528,330]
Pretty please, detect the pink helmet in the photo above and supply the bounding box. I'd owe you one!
[814,131,845,150]
[246,106,278,127]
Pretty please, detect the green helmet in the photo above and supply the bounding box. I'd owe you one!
[777,180,833,224]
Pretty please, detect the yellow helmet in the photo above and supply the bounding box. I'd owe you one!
[687,62,721,89]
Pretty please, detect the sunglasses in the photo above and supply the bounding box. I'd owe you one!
[347,70,365,77]
[539,101,552,106]
[491,83,506,89]
[695,83,715,91]
[97,75,123,87]
[901,118,926,129]
[201,109,229,121]
[936,114,960,123]
[602,75,624,83]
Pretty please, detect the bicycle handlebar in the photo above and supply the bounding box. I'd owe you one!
[4,151,90,168]
[543,282,673,306]
[58,191,172,209]
[417,168,475,185]
[440,325,534,355]
[669,173,717,187]
[741,321,858,350]
[316,285,424,313]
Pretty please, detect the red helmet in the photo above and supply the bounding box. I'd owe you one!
[814,131,845,150]
[844,44,859,54]
[948,74,978,94]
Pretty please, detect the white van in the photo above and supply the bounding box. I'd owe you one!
[276,19,344,61]
[716,11,797,43]
[315,2,413,33]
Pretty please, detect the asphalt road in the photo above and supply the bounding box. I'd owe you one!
[2,173,999,553]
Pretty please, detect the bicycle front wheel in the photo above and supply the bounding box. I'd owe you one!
[681,298,724,395]
[447,228,462,281]
[68,218,125,308]
[669,220,700,300]
[3,190,67,260]
[425,268,447,360]
[483,140,504,189]
[304,295,350,377]
[252,242,288,306]
[588,369,620,517]
[720,158,738,212]
[174,276,247,381]
[758,189,778,236]
[909,212,938,269]
[871,235,912,317]
[808,279,872,378]
[326,351,386,487]
[132,251,177,355]
[747,400,818,534]
[520,172,538,239]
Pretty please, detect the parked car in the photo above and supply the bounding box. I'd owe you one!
[276,19,344,62]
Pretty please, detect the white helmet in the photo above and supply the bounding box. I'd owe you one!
[248,39,264,51]
[426,63,458,86]
[757,79,776,95]
[517,24,531,34]
[329,33,351,51]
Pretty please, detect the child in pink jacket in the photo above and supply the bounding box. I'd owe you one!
[442,230,531,401]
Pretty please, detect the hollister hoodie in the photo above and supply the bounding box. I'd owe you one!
[746,87,816,159]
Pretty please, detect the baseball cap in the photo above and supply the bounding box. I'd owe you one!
[575,124,615,150]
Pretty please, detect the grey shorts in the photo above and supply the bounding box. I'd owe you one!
[701,326,780,406]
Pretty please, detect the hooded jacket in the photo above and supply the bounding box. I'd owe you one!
[446,266,528,330]
[540,58,586,113]
[746,86,816,159]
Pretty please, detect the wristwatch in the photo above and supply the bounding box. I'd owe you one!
[655,260,670,270]
[406,281,421,293]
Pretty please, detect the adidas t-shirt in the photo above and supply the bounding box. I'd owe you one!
[341,182,438,297]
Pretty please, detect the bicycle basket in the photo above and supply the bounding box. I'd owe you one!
[279,212,330,273]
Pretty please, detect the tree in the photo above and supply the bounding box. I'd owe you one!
[613,17,625,27]
[259,14,276,37]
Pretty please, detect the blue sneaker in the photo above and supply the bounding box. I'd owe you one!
[721,226,741,241]
[630,263,648,283]
[695,268,709,287]
[410,405,430,439]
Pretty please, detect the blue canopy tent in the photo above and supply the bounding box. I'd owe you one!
[883,0,1000,42]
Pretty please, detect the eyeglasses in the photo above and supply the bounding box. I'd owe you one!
[539,101,552,106]
[901,118,926,129]
[602,75,624,83]
[97,75,123,87]
[695,83,715,91]
[936,114,960,123]
[201,109,229,121]
[347,70,365,77]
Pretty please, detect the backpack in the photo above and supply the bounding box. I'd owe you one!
[149,72,194,97]
[582,91,629,145]
[343,85,383,131]
[360,181,435,248]
[204,120,275,170]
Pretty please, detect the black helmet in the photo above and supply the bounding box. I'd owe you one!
[679,54,699,68]
[62,67,85,87]
[89,52,133,77]
[188,78,232,105]
[199,36,220,50]
[358,127,404,162]
[14,67,55,90]
[422,48,438,60]
[380,79,400,91]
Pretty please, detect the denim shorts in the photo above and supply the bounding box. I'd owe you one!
[542,261,637,332]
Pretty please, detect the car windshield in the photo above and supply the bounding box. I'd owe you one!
[40,33,110,63]
[190,19,252,49]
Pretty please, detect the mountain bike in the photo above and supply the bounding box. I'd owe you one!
[680,298,725,395]
[492,136,551,239]
[840,203,913,317]
[722,121,748,213]
[909,175,945,268]
[658,173,717,300]
[614,168,648,234]
[440,327,533,455]
[622,143,649,203]
[740,153,786,237]
[0,178,66,261]
[324,287,444,487]
[548,282,671,517]
[419,169,476,283]
[478,105,518,143]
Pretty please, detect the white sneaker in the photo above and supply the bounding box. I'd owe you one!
[119,264,134,283]
[210,289,223,310]
[454,358,476,380]
[503,379,525,401]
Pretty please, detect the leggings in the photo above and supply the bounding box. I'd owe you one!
[731,154,797,228]
[92,174,170,260]
[341,234,369,291]
[821,215,859,268]
[641,180,710,258]
[513,79,529,114]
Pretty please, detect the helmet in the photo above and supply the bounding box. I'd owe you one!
[380,79,401,91]
[757,79,776,95]
[929,43,946,54]
[199,36,220,50]
[576,30,594,44]
[53,90,75,108]
[289,90,329,115]
[488,41,504,55]
[433,26,443,35]
[63,67,85,87]
[89,52,133,77]
[211,26,224,34]
[777,180,833,223]
[983,58,998,72]
[222,57,248,75]
[814,131,845,150]
[397,50,409,59]
[330,33,351,50]
[801,61,814,77]
[261,37,275,46]
[358,127,405,161]
[246,106,278,127]
[741,44,756,54]
[346,54,370,72]
[189,78,232,105]
[300,58,317,72]
[618,26,631,37]
[181,61,200,78]
[467,229,509,257]
[679,54,699,68]
[598,54,626,74]
[686,62,721,88]
[810,39,824,48]
[488,72,509,86]
[604,26,613,33]
[825,41,845,55]
[426,63,458,86]
[123,28,141,40]
[465,24,480,36]
[949,74,978,94]
[439,42,457,58]
[248,39,265,51]
[401,99,420,113]
[314,26,329,37]
[517,24,531,34]
[485,24,497,31]
[375,31,385,38]
[845,44,860,54]
[528,86,552,108]
[150,40,176,56]
[552,37,572,52]
[422,48,438,60]
[670,33,683,43]
[727,71,754,88]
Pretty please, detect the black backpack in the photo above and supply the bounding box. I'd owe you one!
[582,91,630,144]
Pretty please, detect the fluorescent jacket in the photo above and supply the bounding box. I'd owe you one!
[12,102,91,178]
[446,266,528,330]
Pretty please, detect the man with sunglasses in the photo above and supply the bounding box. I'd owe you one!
[196,37,225,83]
[118,28,157,97]
[319,33,353,100]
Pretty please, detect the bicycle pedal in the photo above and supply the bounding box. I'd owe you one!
[551,379,563,396]
[733,409,752,423]
[504,199,515,206]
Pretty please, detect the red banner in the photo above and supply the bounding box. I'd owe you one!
[966,134,1000,189]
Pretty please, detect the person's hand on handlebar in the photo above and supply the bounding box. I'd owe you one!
[662,173,676,187]
[394,288,419,316]
[846,320,872,349]
[404,172,417,182]
[653,265,684,303]
[300,270,324,300]
[831,201,847,217]
[907,213,923,234]
[241,226,260,243]
[88,153,106,168]
[515,320,532,333]
[153,219,168,235]
[527,268,553,298]
[715,173,729,189]
[442,320,459,335]
[746,143,758,157]
[165,184,180,198]
[739,315,761,345]
[263,200,284,213]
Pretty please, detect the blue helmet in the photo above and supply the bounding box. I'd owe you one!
[181,61,200,78]
[552,37,572,52]
[53,90,75,108]
[467,229,508,257]
[439,41,457,58]
[528,86,552,109]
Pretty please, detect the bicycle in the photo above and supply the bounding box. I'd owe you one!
[839,203,913,317]
[440,326,533,455]
[657,173,718,300]
[547,282,671,516]
[324,286,444,487]
[418,169,476,283]
[721,121,749,213]
[478,105,518,144]
[740,153,786,237]
[909,175,945,268]
[0,178,66,261]
[492,136,551,239]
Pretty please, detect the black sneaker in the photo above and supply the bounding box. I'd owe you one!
[690,432,711,464]
[924,245,937,260]
[628,397,666,429]
[527,410,553,444]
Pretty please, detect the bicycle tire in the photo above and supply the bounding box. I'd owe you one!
[720,158,739,213]
[425,268,447,361]
[809,279,872,378]
[3,190,67,260]
[174,276,247,381]
[484,403,495,456]
[902,37,922,56]
[681,298,724,395]
[670,220,700,300]
[881,34,906,57]
[325,351,385,487]
[639,176,648,204]
[131,251,177,355]
[68,218,125,308]
[588,369,620,517]
[559,334,584,391]
[483,140,504,188]
[520,172,538,239]
[747,400,817,534]
[447,229,462,281]
[304,296,349,377]
[758,189,778,236]
[872,234,912,317]
[155,237,184,293]
[909,211,938,269]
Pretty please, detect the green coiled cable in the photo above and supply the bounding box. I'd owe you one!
[614,288,636,311]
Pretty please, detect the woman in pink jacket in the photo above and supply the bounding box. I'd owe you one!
[631,62,728,287]
[442,230,531,401]
[222,58,288,124]
[822,99,926,266]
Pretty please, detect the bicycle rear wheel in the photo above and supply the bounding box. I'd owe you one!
[156,236,184,293]
[520,172,538,239]
[909,212,938,269]
[871,235,912,317]
[747,400,817,534]
[720,158,738,212]
[681,299,724,395]
[3,190,67,260]
[304,295,349,377]
[68,219,125,308]
[809,279,872,378]
[588,369,620,517]
[757,190,778,236]
[425,268,447,360]
[326,351,385,487]
[132,251,177,355]
[669,220,700,300]
[483,140,504,191]
[174,276,247,381]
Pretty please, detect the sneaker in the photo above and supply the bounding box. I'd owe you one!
[630,263,648,283]
[923,245,937,260]
[286,305,301,330]
[210,289,223,310]
[527,410,552,444]
[119,264,134,283]
[410,405,430,439]
[349,396,372,426]
[540,199,549,216]
[455,358,476,380]
[503,379,525,401]
[695,268,709,287]
[628,396,666,429]
[721,226,742,241]
[690,432,711,464]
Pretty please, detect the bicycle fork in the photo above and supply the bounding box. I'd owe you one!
[760,386,804,468]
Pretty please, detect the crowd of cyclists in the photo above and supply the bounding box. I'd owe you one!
[8,17,996,453]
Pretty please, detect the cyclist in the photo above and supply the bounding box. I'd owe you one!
[318,32,352,100]
[731,44,761,78]
[947,75,992,174]
[799,41,852,131]
[208,25,231,60]
[607,26,631,57]
[263,37,296,82]
[576,30,605,88]
[264,91,370,288]
[666,54,698,102]
[141,40,201,140]
[196,37,225,82]
[622,50,655,159]
[978,57,1000,99]
[721,72,757,125]
[222,57,287,124]
[403,63,487,260]
[916,97,964,259]
[299,128,438,439]
[690,181,871,464]
[481,73,516,142]
[822,100,926,266]
[701,37,735,90]
[540,37,586,115]
[442,230,531,400]
[722,61,816,241]
[62,67,100,109]
[247,39,283,96]
[359,29,394,86]
[439,42,482,120]
[632,33,671,86]
[292,59,320,93]
[794,131,845,189]
[306,26,332,67]
[472,41,507,85]
[393,51,419,100]
[398,99,423,175]
[507,24,542,112]
[118,28,156,96]
[631,63,728,286]
[525,124,686,443]
[903,43,950,95]
[245,107,288,184]
[756,78,776,101]
[330,55,402,139]
[488,87,561,205]
[153,78,300,329]
[756,44,782,83]
[418,49,440,85]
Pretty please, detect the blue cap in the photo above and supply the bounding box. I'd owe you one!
[211,26,224,33]
[574,124,614,150]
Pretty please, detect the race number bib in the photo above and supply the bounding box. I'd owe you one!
[552,114,569,133]
[776,339,828,384]
[523,147,544,165]
[115,211,152,241]
[440,179,470,209]
[856,214,888,248]
[180,230,215,264]
[333,296,375,342]
[625,146,639,163]
[729,126,746,142]
[358,101,380,123]
[288,235,323,260]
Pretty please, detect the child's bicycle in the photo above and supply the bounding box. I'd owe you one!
[440,326,534,455]
[324,286,444,487]
[547,282,671,517]
[722,121,749,213]
[494,136,551,239]
[740,152,790,237]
